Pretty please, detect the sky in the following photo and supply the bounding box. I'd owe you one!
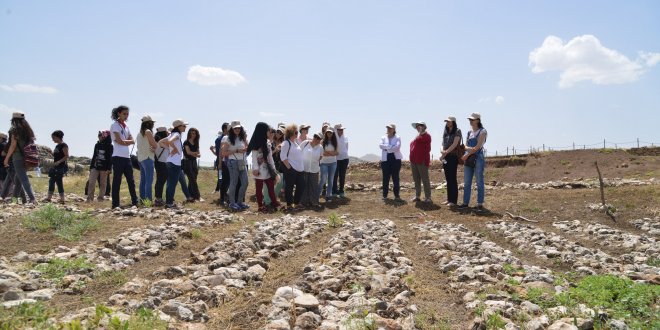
[1,1,659,164]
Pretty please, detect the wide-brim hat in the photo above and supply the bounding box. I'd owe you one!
[411,121,427,129]
[386,123,396,130]
[172,119,189,127]
[313,132,323,140]
[300,124,311,130]
[230,120,242,129]
[334,123,345,130]
[141,115,155,122]
[467,113,481,120]
[156,126,168,133]
[444,116,457,122]
[12,111,25,119]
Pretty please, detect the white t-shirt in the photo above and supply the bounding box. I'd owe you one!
[337,134,349,160]
[221,136,246,161]
[166,132,183,166]
[320,143,337,164]
[280,139,304,172]
[110,121,131,158]
[251,148,276,180]
[301,141,322,173]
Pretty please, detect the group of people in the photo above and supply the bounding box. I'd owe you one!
[0,107,487,211]
[381,112,487,209]
[211,121,350,212]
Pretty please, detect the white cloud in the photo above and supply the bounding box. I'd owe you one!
[477,96,504,104]
[259,111,285,117]
[0,83,58,94]
[187,65,246,86]
[494,96,505,104]
[0,104,21,114]
[529,35,660,88]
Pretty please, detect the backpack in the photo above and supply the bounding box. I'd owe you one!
[23,142,40,169]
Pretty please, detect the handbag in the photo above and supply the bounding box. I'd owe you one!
[48,166,67,178]
[463,129,482,168]
[236,159,246,171]
[23,142,40,169]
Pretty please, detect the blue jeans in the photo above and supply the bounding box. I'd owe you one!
[319,162,337,198]
[139,158,154,201]
[165,162,181,205]
[227,159,248,204]
[463,152,485,205]
[12,158,35,202]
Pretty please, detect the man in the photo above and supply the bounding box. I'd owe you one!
[216,123,230,205]
[332,123,349,198]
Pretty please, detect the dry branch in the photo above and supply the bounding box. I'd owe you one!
[505,212,539,223]
[595,161,617,223]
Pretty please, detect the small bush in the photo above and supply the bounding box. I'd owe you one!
[190,228,203,239]
[95,270,128,288]
[35,257,95,282]
[486,312,506,329]
[328,213,344,228]
[0,301,54,329]
[23,204,99,241]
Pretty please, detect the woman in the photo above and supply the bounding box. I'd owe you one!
[318,128,338,202]
[164,119,188,208]
[439,116,462,206]
[222,121,249,211]
[248,122,280,212]
[409,121,432,203]
[0,132,7,190]
[86,130,113,202]
[460,113,488,209]
[264,127,284,206]
[44,130,69,203]
[183,128,202,202]
[153,127,169,206]
[110,105,138,209]
[379,124,402,201]
[280,124,305,211]
[0,134,26,203]
[136,115,158,204]
[332,124,349,198]
[297,124,311,144]
[2,111,37,204]
[300,133,323,208]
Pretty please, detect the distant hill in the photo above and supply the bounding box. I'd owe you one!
[359,154,380,162]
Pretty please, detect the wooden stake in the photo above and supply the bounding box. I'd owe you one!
[595,161,617,222]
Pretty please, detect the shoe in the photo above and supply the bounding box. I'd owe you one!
[447,202,456,207]
[382,196,388,201]
[198,198,205,203]
[154,199,164,207]
[339,192,345,198]
[393,197,404,203]
[229,203,241,211]
[324,196,333,202]
[424,198,433,203]
[258,206,268,213]
[239,203,250,210]
[456,204,469,209]
[165,203,178,209]
[411,197,421,202]
[441,201,450,205]
[476,204,484,210]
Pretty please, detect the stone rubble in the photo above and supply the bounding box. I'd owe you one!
[264,219,415,330]
[630,217,660,236]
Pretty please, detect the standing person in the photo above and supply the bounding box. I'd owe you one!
[110,105,138,209]
[153,127,169,206]
[248,122,280,212]
[164,119,188,208]
[44,130,69,203]
[266,127,285,206]
[0,132,7,190]
[1,134,26,202]
[136,115,158,204]
[86,130,113,202]
[183,128,202,202]
[280,124,305,211]
[216,123,231,205]
[222,121,249,211]
[318,128,338,202]
[332,124,349,198]
[410,121,432,203]
[297,124,311,144]
[2,111,37,204]
[300,133,323,208]
[210,130,223,194]
[439,116,462,206]
[379,124,403,201]
[460,113,488,210]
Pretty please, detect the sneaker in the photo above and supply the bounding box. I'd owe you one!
[165,203,178,209]
[447,202,456,207]
[393,197,404,203]
[456,204,469,209]
[382,196,388,201]
[258,206,268,213]
[424,197,433,203]
[410,197,421,202]
[239,203,250,210]
[339,192,345,198]
[476,204,484,211]
[198,198,205,203]
[324,196,333,202]
[229,203,241,211]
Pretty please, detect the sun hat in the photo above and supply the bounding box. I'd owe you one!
[411,121,427,129]
[12,111,25,119]
[156,126,168,133]
[230,120,243,129]
[141,115,155,122]
[334,123,345,130]
[172,119,189,127]
[467,113,481,120]
[444,116,457,122]
[313,132,323,140]
[386,124,396,130]
[300,124,311,130]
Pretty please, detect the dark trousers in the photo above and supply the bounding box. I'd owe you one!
[283,167,305,206]
[332,159,349,195]
[48,175,64,194]
[381,154,401,198]
[111,157,138,208]
[183,159,200,200]
[220,162,230,203]
[443,154,459,204]
[154,161,168,200]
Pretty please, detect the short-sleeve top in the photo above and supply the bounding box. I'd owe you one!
[53,143,68,169]
[443,128,462,150]
[166,132,183,166]
[110,121,131,158]
[183,140,199,161]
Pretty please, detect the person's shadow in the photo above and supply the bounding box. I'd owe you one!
[415,201,441,211]
[450,206,502,218]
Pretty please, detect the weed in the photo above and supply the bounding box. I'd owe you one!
[486,312,506,329]
[140,199,154,208]
[647,257,660,267]
[190,228,203,239]
[22,204,99,241]
[343,309,375,330]
[95,270,128,288]
[34,257,95,283]
[350,282,365,294]
[560,160,571,166]
[414,311,451,330]
[506,278,520,286]
[0,301,55,329]
[404,275,414,287]
[328,212,344,228]
[474,303,486,317]
[503,263,525,275]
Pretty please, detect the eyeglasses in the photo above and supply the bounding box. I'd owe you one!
[294,131,299,135]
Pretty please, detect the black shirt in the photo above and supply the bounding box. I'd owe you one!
[183,140,199,161]
[53,143,68,169]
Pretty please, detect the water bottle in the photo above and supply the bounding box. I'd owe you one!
[35,166,42,178]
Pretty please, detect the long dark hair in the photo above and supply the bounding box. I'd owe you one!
[10,118,35,143]
[228,126,247,145]
[111,105,129,121]
[247,122,270,157]
[140,121,154,135]
[323,130,338,149]
[443,121,457,137]
[154,131,168,142]
[186,128,200,146]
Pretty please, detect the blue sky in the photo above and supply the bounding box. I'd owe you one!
[1,1,659,163]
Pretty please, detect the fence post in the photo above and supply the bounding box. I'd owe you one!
[542,144,545,152]
[603,139,606,149]
[495,151,498,156]
[573,142,575,150]
[506,147,509,156]
[513,146,516,155]
[637,138,639,148]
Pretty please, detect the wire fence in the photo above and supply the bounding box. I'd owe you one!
[484,138,659,158]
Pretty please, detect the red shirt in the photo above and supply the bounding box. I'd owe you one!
[409,132,431,166]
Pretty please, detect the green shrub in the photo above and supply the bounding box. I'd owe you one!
[328,213,344,228]
[23,204,99,241]
[0,302,55,330]
[35,257,95,282]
